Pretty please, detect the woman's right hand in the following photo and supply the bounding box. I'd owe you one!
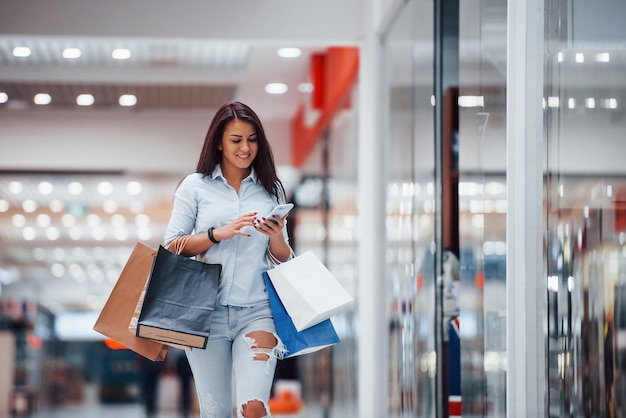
[176,212,258,257]
[212,212,258,241]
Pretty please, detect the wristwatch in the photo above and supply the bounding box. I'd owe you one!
[207,227,220,244]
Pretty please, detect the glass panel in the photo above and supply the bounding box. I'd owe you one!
[458,0,507,416]
[545,1,626,416]
[293,99,359,417]
[386,1,435,416]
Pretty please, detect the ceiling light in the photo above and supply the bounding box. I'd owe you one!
[22,199,37,213]
[68,181,83,195]
[568,98,576,109]
[547,96,559,108]
[575,53,584,63]
[127,181,142,195]
[45,226,60,241]
[458,96,484,108]
[22,227,36,241]
[135,214,150,227]
[76,94,95,106]
[51,263,65,278]
[8,181,23,194]
[97,181,113,195]
[36,214,52,228]
[0,199,9,212]
[265,83,288,95]
[61,213,76,227]
[0,92,8,103]
[34,93,52,105]
[12,214,26,228]
[603,98,618,109]
[595,52,610,62]
[119,94,137,107]
[69,227,82,240]
[585,98,596,109]
[12,46,31,57]
[38,181,54,195]
[102,199,118,213]
[112,48,131,60]
[62,48,81,59]
[277,48,301,58]
[49,199,64,212]
[86,214,101,227]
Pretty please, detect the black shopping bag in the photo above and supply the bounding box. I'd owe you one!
[136,245,221,349]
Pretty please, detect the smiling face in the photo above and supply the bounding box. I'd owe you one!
[218,119,258,176]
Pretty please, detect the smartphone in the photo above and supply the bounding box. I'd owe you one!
[261,203,294,224]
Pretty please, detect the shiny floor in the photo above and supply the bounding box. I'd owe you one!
[26,403,197,418]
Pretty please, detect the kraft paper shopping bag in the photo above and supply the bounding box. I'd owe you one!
[266,250,354,331]
[93,242,168,361]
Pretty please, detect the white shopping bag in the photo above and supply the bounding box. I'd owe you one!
[266,251,354,331]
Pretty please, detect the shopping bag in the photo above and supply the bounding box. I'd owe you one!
[135,244,221,349]
[93,242,168,361]
[129,237,195,351]
[264,273,339,358]
[129,277,192,351]
[266,250,354,331]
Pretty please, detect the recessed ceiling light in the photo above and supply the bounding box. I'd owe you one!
[0,92,8,103]
[62,48,81,59]
[112,48,131,60]
[68,181,84,195]
[8,181,23,194]
[38,181,54,195]
[76,94,95,106]
[34,93,52,105]
[127,181,142,195]
[277,48,301,58]
[119,94,137,106]
[97,181,114,195]
[12,46,31,57]
[265,83,288,95]
[595,52,610,62]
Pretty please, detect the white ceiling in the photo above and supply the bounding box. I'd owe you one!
[0,0,365,313]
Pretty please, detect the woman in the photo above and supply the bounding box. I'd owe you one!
[164,101,293,418]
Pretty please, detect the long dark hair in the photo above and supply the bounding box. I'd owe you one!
[196,101,285,201]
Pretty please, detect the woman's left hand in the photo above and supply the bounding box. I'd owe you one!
[254,215,284,238]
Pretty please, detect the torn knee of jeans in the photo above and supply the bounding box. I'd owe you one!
[244,332,280,362]
[240,398,269,418]
[200,391,218,418]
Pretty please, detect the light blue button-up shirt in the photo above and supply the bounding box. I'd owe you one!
[164,166,289,307]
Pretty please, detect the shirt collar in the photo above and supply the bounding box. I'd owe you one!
[211,165,258,183]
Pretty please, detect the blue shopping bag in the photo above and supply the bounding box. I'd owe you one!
[263,272,340,358]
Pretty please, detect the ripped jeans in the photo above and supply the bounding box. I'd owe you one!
[185,302,285,418]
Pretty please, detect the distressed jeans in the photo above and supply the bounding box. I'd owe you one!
[185,302,285,418]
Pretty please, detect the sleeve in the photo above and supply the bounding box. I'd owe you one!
[164,176,198,244]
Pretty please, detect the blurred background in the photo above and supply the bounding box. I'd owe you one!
[2,0,626,418]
